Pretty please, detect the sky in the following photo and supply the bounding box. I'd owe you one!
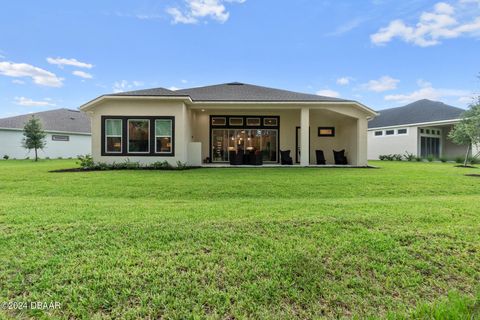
[0,0,480,118]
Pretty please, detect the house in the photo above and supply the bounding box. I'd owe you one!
[0,108,91,159]
[80,82,377,166]
[368,99,471,160]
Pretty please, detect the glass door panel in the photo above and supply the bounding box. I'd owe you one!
[212,129,228,162]
[261,129,277,162]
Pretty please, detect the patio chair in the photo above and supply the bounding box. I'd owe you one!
[280,150,293,165]
[229,149,244,165]
[315,150,326,165]
[333,149,348,165]
[248,150,263,166]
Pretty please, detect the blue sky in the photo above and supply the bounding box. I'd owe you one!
[0,0,479,118]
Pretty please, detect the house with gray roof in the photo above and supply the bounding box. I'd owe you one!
[367,99,470,160]
[0,108,91,159]
[80,82,377,166]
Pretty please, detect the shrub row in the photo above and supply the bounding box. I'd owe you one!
[76,155,195,171]
[378,152,479,164]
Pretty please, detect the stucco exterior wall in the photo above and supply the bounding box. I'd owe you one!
[88,99,188,165]
[0,129,91,159]
[441,125,470,159]
[368,126,418,160]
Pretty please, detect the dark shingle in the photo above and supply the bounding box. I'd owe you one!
[0,108,91,133]
[108,82,352,102]
[368,99,465,128]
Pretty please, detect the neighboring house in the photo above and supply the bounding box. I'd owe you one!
[80,82,377,166]
[368,99,470,160]
[0,108,91,159]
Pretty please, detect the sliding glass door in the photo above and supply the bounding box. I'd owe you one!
[211,129,278,163]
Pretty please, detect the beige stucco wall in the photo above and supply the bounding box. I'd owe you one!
[441,125,470,159]
[88,99,188,165]
[368,126,418,160]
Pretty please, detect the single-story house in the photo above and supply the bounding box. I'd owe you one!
[368,99,473,160]
[80,82,377,166]
[0,108,91,159]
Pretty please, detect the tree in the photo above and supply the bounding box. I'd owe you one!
[22,116,46,161]
[448,97,480,166]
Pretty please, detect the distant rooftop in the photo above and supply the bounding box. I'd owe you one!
[0,108,91,133]
[368,99,465,129]
[112,82,353,103]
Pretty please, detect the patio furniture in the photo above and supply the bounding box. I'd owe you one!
[280,150,293,165]
[315,150,326,165]
[248,150,263,165]
[333,149,348,165]
[229,149,244,165]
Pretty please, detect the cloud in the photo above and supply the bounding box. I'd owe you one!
[166,0,245,24]
[316,89,340,98]
[0,61,64,87]
[12,79,25,85]
[47,57,93,69]
[371,1,480,47]
[168,86,181,91]
[326,18,365,36]
[363,76,399,92]
[384,81,471,104]
[72,70,93,79]
[14,97,56,107]
[113,80,144,93]
[336,77,352,85]
[181,79,188,84]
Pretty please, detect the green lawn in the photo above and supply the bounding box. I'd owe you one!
[0,160,479,319]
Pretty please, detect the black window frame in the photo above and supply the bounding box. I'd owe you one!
[101,116,175,157]
[374,131,383,136]
[397,128,407,135]
[385,130,395,135]
[317,127,335,137]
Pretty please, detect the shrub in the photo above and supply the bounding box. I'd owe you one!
[415,156,423,162]
[45,157,50,160]
[77,154,94,169]
[455,157,464,164]
[57,157,63,160]
[468,156,480,165]
[3,155,9,160]
[426,154,435,162]
[393,154,403,161]
[403,152,416,162]
[151,161,173,170]
[176,161,189,170]
[439,157,448,163]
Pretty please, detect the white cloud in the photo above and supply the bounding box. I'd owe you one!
[337,77,352,85]
[316,89,340,98]
[167,0,245,24]
[384,81,471,104]
[363,76,399,92]
[168,86,181,91]
[326,18,365,36]
[72,70,93,79]
[12,79,25,85]
[14,97,56,107]
[0,61,64,87]
[47,57,93,69]
[371,1,480,47]
[181,79,188,84]
[113,80,144,93]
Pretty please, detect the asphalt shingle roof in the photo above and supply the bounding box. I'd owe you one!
[110,82,352,102]
[368,99,465,129]
[0,108,91,133]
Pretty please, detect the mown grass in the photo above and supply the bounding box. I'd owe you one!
[0,160,479,319]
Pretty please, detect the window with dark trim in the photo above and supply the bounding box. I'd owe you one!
[246,117,261,126]
[105,119,122,153]
[229,117,243,126]
[212,117,226,126]
[318,127,335,137]
[264,118,278,126]
[52,135,70,141]
[397,129,407,135]
[385,130,395,135]
[102,116,175,156]
[374,131,383,136]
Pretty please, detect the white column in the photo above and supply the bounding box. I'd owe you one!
[300,107,310,166]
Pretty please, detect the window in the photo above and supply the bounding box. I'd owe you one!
[128,119,150,153]
[105,119,122,153]
[264,118,278,126]
[155,119,173,153]
[385,130,395,135]
[375,131,383,136]
[397,129,407,135]
[52,135,69,141]
[229,117,243,126]
[420,129,424,134]
[318,127,335,137]
[212,117,226,126]
[246,118,261,126]
[426,129,430,134]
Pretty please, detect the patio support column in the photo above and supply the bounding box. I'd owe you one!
[300,107,310,166]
